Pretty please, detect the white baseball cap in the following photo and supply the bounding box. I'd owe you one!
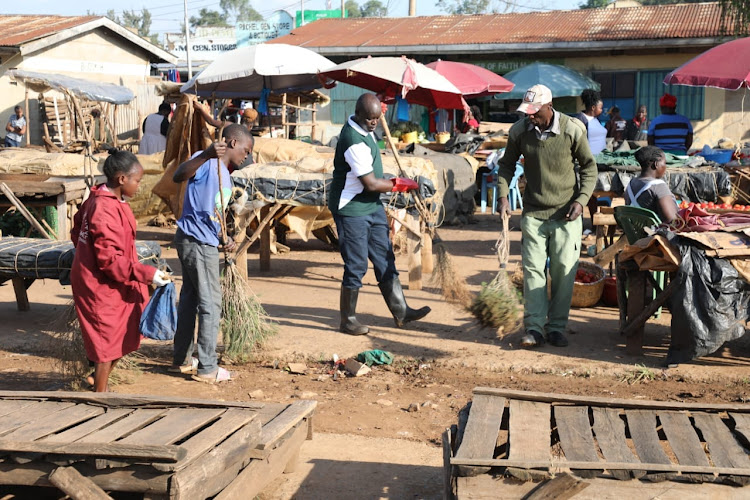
[517,84,553,114]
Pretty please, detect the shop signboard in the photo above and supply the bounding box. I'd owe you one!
[295,9,345,27]
[236,10,294,47]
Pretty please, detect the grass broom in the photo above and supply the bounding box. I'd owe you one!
[214,122,277,363]
[468,214,522,334]
[379,115,472,307]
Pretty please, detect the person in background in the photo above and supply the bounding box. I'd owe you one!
[497,84,597,349]
[171,124,253,383]
[4,106,26,148]
[648,93,693,155]
[71,149,170,392]
[459,105,481,134]
[626,104,649,141]
[624,146,678,223]
[330,93,430,336]
[575,89,606,155]
[193,100,256,171]
[140,102,171,155]
[605,106,627,146]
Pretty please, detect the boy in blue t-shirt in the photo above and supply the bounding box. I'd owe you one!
[171,124,253,383]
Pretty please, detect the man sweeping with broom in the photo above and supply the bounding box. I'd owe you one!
[495,84,597,349]
[330,93,431,335]
[171,124,253,382]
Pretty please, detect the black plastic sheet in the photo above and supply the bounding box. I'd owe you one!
[595,169,731,203]
[663,230,750,364]
[0,238,164,286]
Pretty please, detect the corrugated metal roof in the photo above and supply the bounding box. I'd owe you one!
[0,15,99,47]
[272,3,730,49]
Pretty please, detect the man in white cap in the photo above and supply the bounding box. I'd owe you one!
[495,84,597,348]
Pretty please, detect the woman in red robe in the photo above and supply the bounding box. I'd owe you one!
[71,149,168,392]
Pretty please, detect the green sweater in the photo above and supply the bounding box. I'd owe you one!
[497,113,597,220]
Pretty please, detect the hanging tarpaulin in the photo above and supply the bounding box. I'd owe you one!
[8,70,135,104]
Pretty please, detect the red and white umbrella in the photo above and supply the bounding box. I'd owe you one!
[664,37,750,90]
[319,56,466,109]
[425,60,514,98]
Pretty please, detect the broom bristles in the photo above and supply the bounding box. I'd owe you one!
[221,261,277,363]
[430,242,472,307]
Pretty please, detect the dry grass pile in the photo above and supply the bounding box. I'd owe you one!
[468,215,522,333]
[221,263,277,363]
[47,301,142,389]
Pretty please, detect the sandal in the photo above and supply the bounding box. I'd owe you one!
[191,367,231,384]
[168,357,198,374]
[81,372,95,391]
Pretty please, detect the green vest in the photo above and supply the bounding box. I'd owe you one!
[329,121,384,216]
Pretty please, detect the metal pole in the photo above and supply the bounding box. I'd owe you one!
[409,0,416,16]
[341,0,345,17]
[301,0,305,25]
[184,0,193,80]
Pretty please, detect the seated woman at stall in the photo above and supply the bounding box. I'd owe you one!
[624,146,678,223]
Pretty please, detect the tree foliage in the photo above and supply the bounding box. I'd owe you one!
[720,0,750,35]
[436,0,492,15]
[360,0,388,17]
[578,0,609,9]
[220,0,263,23]
[189,8,230,29]
[345,0,362,18]
[104,8,160,46]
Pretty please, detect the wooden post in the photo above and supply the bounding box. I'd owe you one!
[311,103,317,142]
[260,206,271,272]
[24,88,30,146]
[113,104,119,147]
[49,466,113,500]
[11,277,31,312]
[56,194,68,241]
[406,213,422,290]
[625,270,647,356]
[421,228,433,274]
[281,93,288,139]
[138,111,144,141]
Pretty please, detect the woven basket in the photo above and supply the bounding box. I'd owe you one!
[571,261,605,308]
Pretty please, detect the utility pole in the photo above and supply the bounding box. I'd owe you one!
[341,0,345,17]
[409,0,416,16]
[301,0,306,26]
[184,0,192,80]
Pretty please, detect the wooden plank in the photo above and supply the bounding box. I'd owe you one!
[214,420,307,500]
[659,411,710,466]
[453,395,506,476]
[0,440,185,462]
[49,466,113,500]
[730,413,750,448]
[56,193,68,241]
[253,400,317,452]
[0,400,35,419]
[625,410,671,465]
[0,391,263,410]
[0,401,74,437]
[0,462,169,493]
[78,409,165,443]
[442,428,454,500]
[42,409,133,444]
[554,406,600,463]
[448,458,750,476]
[525,472,590,500]
[170,418,263,499]
[508,400,550,461]
[2,404,103,442]
[592,408,638,464]
[152,409,257,472]
[692,413,750,468]
[471,388,750,413]
[118,408,224,446]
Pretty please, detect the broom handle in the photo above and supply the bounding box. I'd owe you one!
[498,214,510,269]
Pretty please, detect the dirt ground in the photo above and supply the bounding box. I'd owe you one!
[1,211,749,498]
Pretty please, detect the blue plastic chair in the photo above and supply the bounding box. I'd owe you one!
[480,150,524,213]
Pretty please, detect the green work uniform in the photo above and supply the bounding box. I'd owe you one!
[497,112,597,335]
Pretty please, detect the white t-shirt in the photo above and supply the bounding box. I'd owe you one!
[583,114,607,155]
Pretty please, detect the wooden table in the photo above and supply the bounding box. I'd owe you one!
[446,387,750,499]
[0,174,103,240]
[0,391,315,499]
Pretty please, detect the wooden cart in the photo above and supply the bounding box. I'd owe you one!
[0,391,315,499]
[445,388,750,499]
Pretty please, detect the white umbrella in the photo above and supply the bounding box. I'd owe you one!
[180,43,336,98]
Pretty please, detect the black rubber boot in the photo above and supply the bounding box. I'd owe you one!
[378,278,431,328]
[340,287,369,335]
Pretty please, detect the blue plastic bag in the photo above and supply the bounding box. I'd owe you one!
[140,282,177,341]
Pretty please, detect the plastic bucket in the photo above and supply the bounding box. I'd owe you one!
[401,131,418,144]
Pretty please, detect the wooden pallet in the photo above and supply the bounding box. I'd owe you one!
[0,391,316,499]
[446,388,750,498]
